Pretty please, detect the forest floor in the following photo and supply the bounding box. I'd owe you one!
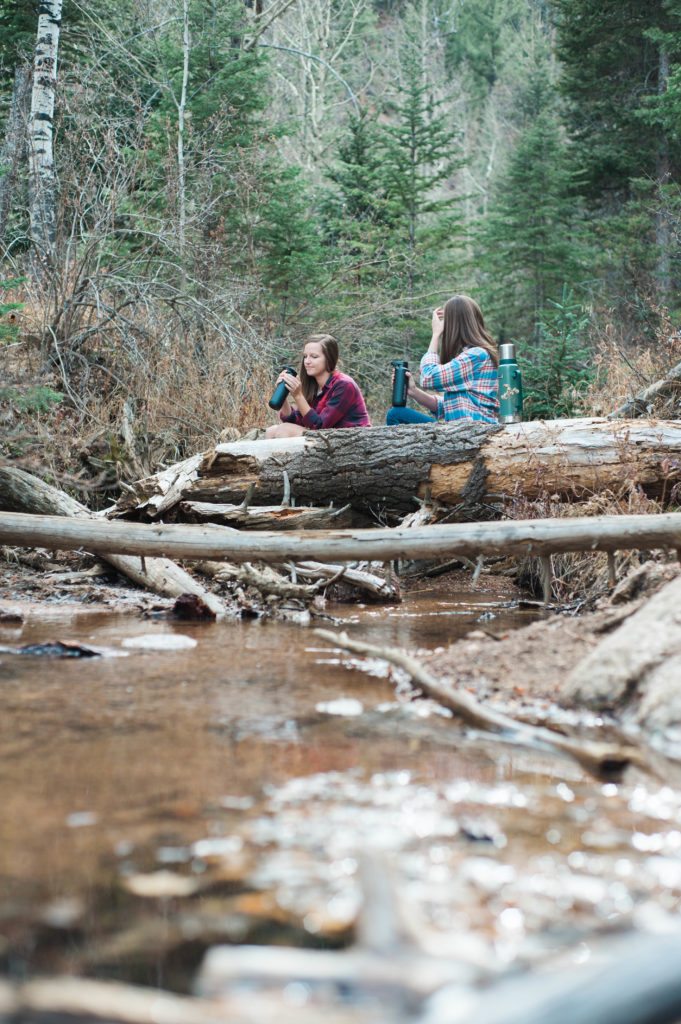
[420,559,680,719]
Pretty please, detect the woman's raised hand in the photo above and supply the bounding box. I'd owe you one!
[432,307,444,339]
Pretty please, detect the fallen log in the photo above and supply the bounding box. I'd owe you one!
[292,561,401,601]
[113,418,681,520]
[0,467,228,619]
[178,500,352,530]
[563,574,681,731]
[197,560,330,600]
[0,509,679,565]
[609,359,681,419]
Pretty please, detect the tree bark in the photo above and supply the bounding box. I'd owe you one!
[115,418,681,521]
[563,574,681,731]
[0,467,227,618]
[28,0,63,273]
[0,65,30,244]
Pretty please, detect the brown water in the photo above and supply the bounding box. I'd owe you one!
[1,586,681,1013]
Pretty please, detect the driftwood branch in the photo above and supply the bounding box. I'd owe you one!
[291,561,401,601]
[313,630,647,780]
[179,500,351,530]
[0,510,680,564]
[0,467,228,618]
[198,559,326,600]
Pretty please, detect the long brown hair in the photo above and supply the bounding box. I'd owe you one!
[299,334,339,403]
[440,295,498,367]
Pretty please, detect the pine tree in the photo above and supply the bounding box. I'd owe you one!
[477,62,585,340]
[443,0,526,107]
[254,167,326,326]
[379,21,465,310]
[550,0,681,315]
[550,0,681,199]
[322,107,395,291]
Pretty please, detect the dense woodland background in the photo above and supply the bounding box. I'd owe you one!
[1,0,680,501]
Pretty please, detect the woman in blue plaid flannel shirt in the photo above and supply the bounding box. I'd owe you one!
[386,295,499,425]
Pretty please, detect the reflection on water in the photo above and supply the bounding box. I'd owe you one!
[0,587,679,1004]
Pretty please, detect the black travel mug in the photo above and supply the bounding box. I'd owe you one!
[390,359,409,408]
[268,365,297,411]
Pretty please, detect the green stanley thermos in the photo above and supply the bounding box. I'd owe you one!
[498,342,523,423]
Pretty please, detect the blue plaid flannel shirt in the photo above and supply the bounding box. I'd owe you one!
[420,347,499,423]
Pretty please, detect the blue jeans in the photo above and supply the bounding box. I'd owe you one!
[386,406,436,425]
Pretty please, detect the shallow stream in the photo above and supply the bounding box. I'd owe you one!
[1,582,681,1018]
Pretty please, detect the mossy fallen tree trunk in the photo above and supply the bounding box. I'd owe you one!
[113,418,681,521]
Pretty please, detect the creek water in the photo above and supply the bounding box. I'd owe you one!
[1,582,681,1015]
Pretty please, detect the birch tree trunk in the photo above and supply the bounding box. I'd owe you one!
[656,44,672,303]
[27,0,63,274]
[176,0,190,256]
[0,65,30,243]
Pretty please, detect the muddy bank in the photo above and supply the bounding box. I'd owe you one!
[421,560,681,723]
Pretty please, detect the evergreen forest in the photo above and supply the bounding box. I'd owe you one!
[1,0,680,490]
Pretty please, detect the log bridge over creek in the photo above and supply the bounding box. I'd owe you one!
[2,416,681,607]
[1,510,681,606]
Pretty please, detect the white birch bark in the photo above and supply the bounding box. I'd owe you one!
[656,45,672,303]
[176,0,190,255]
[0,65,31,243]
[27,0,63,271]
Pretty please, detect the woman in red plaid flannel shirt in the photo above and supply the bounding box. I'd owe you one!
[266,334,371,438]
[386,295,499,426]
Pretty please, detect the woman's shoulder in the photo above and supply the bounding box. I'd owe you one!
[331,370,361,389]
[463,345,493,358]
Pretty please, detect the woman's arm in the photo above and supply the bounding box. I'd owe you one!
[407,375,439,413]
[299,376,361,429]
[420,348,486,392]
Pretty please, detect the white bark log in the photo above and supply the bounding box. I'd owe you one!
[1,510,680,565]
[28,0,63,268]
[563,575,681,730]
[114,419,681,521]
[0,467,228,618]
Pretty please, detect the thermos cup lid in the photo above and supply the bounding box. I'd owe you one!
[499,342,516,361]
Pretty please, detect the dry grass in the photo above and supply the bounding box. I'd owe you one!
[509,488,677,606]
[579,306,681,419]
[1,279,282,505]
